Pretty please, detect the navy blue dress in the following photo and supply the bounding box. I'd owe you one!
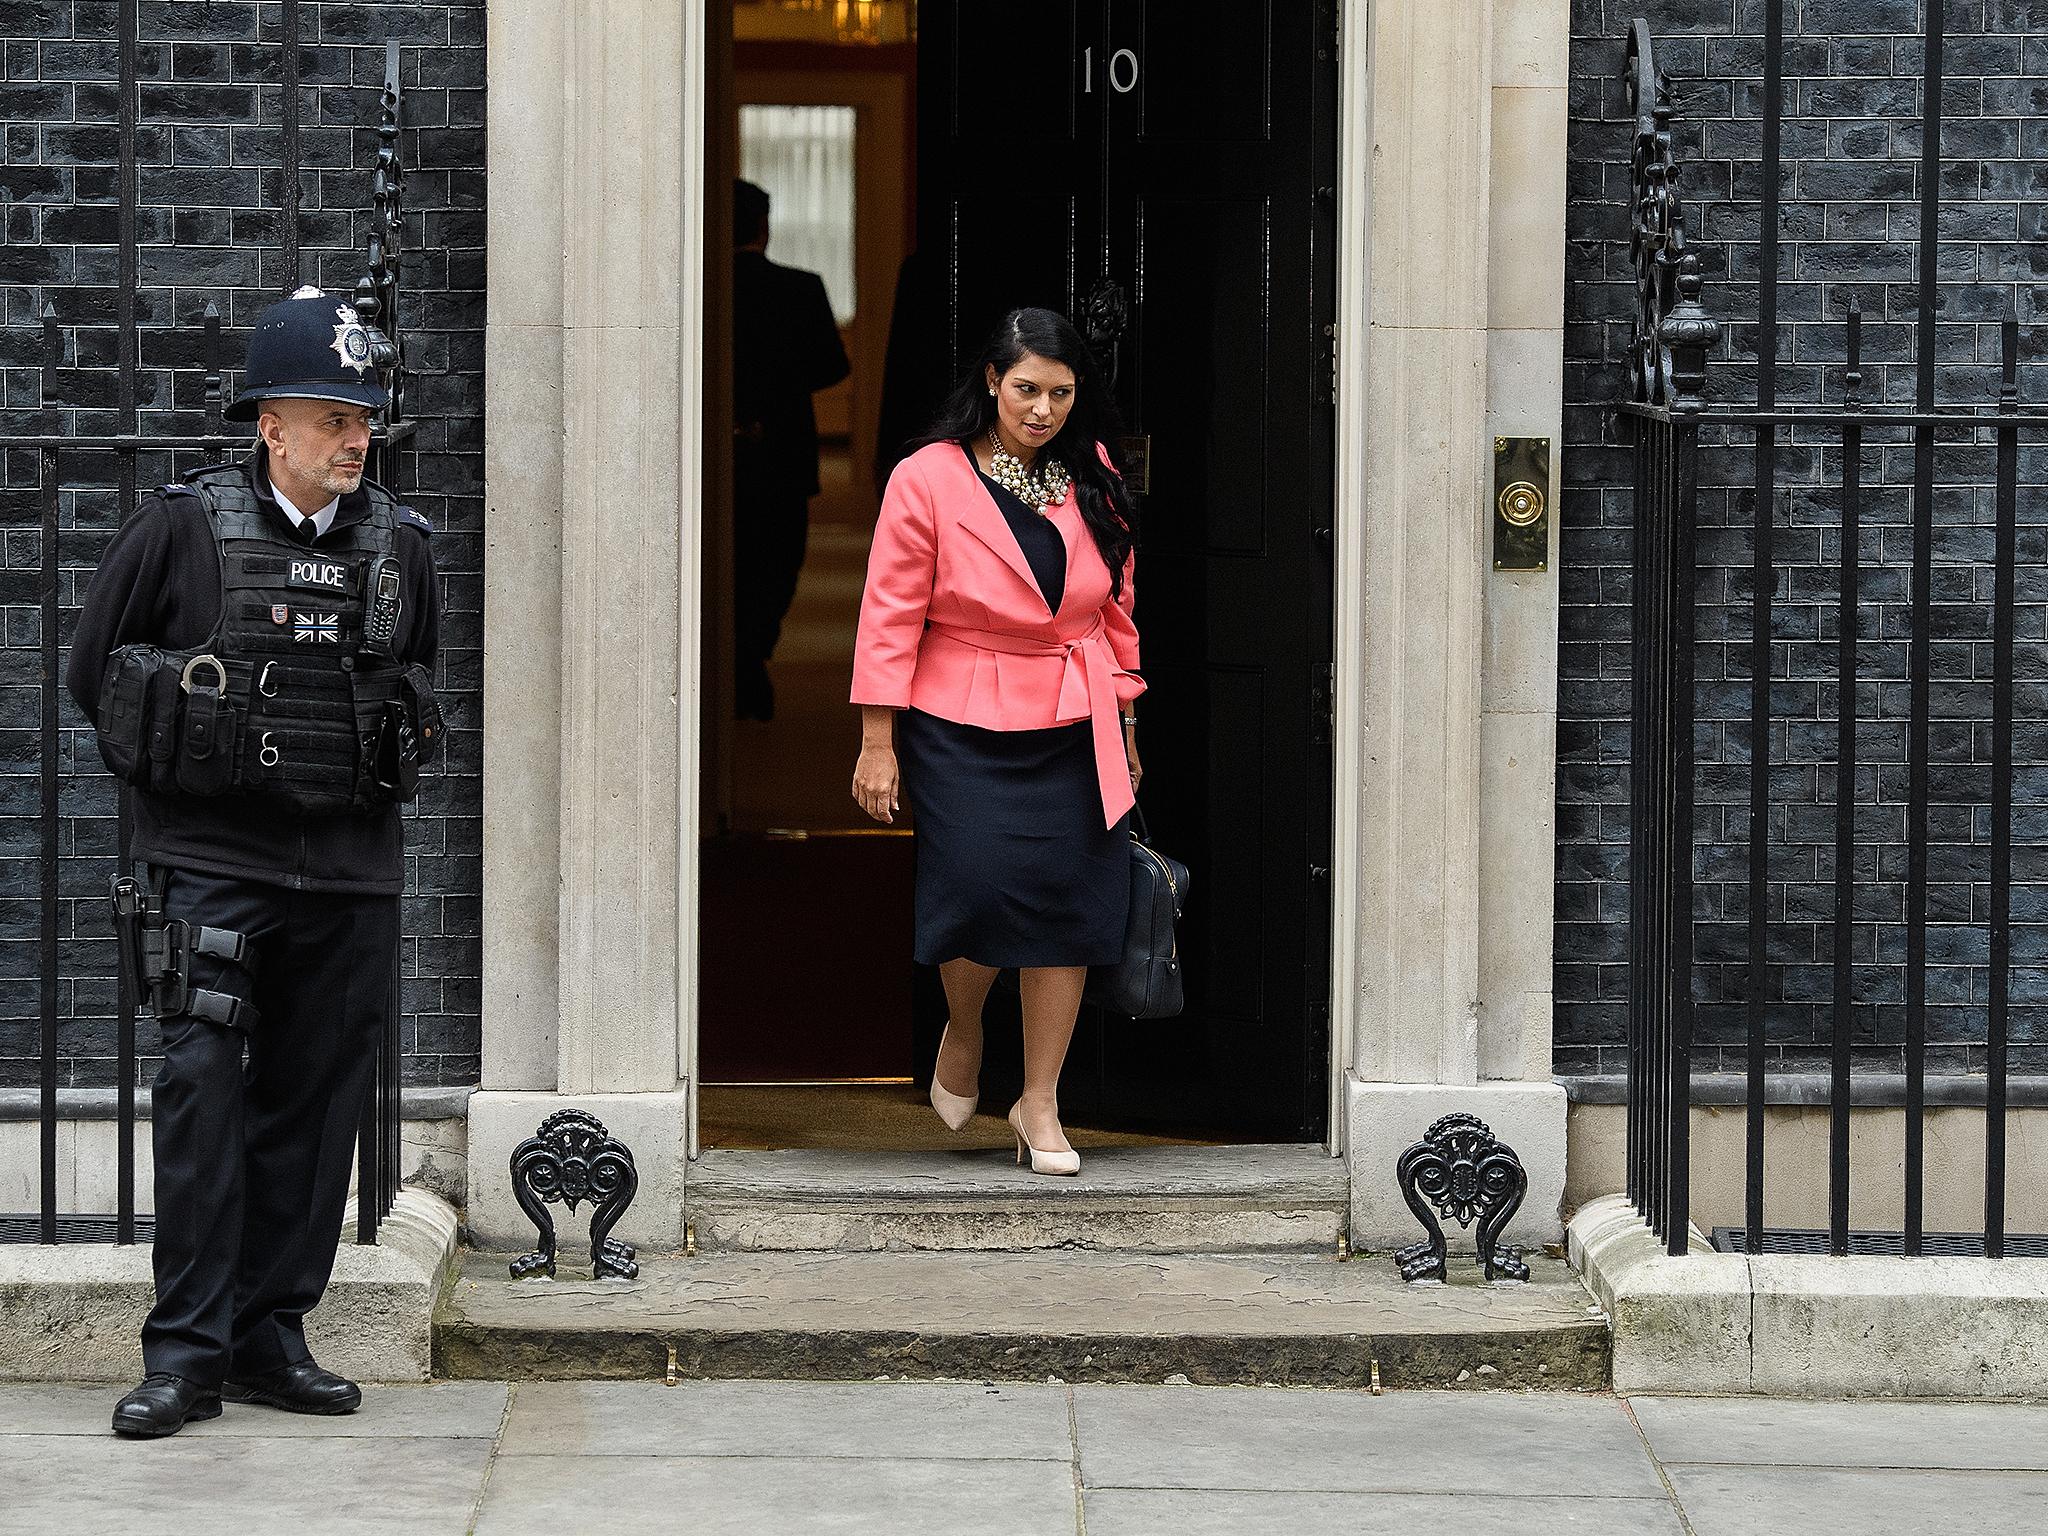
[894,451,1130,968]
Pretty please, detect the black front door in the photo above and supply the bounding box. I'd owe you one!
[915,0,1338,1141]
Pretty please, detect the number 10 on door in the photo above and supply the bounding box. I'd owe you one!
[1083,46,1138,93]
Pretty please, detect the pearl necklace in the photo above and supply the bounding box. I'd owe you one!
[986,428,1071,513]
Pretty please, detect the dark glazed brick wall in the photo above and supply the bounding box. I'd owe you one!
[0,2,485,1089]
[1560,0,2048,1077]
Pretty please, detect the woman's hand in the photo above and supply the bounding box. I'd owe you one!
[853,743,900,824]
[1124,723,1143,796]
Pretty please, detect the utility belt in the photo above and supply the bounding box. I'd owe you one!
[93,644,441,814]
[110,866,260,1030]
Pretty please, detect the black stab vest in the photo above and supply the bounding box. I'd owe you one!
[179,463,409,815]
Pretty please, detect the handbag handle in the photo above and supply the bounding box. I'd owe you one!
[1129,798,1151,846]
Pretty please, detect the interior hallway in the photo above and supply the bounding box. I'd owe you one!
[730,444,879,833]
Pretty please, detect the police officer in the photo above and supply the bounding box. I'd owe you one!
[66,288,441,1438]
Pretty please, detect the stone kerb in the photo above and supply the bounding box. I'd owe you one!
[0,1187,460,1384]
[1569,1192,2048,1399]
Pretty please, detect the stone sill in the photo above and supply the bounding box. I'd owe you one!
[1559,1073,2048,1109]
[0,1086,475,1122]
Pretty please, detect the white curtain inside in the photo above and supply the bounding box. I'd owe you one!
[738,104,858,324]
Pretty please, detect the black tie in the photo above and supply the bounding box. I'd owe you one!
[297,519,320,546]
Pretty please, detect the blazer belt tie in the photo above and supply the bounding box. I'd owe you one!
[924,617,1134,829]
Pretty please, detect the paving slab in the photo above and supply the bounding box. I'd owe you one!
[4,1433,491,1535]
[497,1379,1072,1460]
[1630,1394,2048,1471]
[0,1380,507,1439]
[1082,1489,1687,1536]
[1073,1384,1665,1497]
[473,1451,1081,1536]
[1661,1464,2048,1535]
[436,1248,1608,1389]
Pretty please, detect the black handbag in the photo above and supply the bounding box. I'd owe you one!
[1085,804,1189,1019]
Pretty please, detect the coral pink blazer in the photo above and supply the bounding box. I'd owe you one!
[851,439,1144,827]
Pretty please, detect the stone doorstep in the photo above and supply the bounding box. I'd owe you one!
[683,1144,1351,1253]
[0,1187,461,1385]
[1569,1192,2048,1399]
[433,1248,1611,1391]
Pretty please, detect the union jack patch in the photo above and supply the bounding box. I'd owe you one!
[271,604,290,625]
[293,611,340,644]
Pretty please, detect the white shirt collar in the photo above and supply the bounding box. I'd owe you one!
[272,482,340,538]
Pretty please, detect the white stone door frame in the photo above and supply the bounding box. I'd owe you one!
[471,0,1572,1252]
[1327,0,1374,1156]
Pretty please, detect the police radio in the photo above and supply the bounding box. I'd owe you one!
[361,557,402,659]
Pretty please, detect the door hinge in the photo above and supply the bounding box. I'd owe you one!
[1305,995,1330,1052]
[1322,320,1339,406]
[1309,661,1334,744]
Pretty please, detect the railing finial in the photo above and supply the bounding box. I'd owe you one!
[1627,21,1718,414]
[39,300,59,407]
[1659,254,1720,414]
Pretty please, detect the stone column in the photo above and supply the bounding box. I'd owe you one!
[1340,0,1570,1248]
[476,0,565,1099]
[1478,0,1571,1089]
[468,0,694,1252]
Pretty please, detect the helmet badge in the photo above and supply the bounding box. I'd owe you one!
[329,305,374,378]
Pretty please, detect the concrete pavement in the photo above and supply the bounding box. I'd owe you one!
[4,1379,2047,1534]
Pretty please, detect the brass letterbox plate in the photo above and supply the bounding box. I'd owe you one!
[1492,435,1551,572]
[1118,434,1151,495]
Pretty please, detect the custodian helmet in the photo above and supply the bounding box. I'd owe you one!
[225,285,390,422]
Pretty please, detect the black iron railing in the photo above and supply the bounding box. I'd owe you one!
[2,32,413,1248]
[1619,15,2048,1258]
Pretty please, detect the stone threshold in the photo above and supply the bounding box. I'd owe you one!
[683,1144,1350,1253]
[1569,1192,2048,1398]
[433,1247,1609,1390]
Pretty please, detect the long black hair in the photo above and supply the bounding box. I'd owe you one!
[910,307,1136,599]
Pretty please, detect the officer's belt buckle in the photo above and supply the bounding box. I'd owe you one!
[180,654,228,696]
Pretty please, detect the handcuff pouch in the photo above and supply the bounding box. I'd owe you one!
[175,682,237,797]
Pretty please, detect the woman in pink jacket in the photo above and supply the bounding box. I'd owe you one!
[850,307,1144,1176]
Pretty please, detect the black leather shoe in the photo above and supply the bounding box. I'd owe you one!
[222,1360,361,1415]
[111,1373,222,1438]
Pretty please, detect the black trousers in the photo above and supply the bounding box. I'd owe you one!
[732,486,810,715]
[142,867,396,1385]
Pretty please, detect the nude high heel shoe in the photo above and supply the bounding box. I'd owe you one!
[928,1019,978,1131]
[1008,1102,1081,1176]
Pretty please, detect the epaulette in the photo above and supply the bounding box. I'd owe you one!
[397,506,433,537]
[156,483,201,500]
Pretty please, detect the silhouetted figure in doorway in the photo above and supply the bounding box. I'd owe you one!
[733,177,850,720]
